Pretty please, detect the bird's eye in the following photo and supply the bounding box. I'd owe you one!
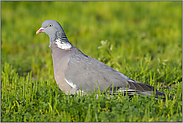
[49,24,53,27]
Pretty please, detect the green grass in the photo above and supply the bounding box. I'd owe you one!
[1,1,182,122]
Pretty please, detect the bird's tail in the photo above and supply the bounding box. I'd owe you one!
[109,80,172,101]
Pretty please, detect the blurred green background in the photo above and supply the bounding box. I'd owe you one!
[2,1,181,77]
[2,1,182,84]
[1,1,182,122]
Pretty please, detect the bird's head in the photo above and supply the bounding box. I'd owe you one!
[36,20,71,49]
[36,20,64,38]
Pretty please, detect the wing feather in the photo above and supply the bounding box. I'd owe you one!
[64,48,166,99]
[65,49,129,92]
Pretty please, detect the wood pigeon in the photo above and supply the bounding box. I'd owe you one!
[36,20,166,99]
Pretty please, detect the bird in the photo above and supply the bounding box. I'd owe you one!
[36,20,166,100]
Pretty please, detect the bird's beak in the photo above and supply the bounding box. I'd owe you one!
[36,27,44,34]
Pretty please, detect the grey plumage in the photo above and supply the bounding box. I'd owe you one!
[36,20,166,99]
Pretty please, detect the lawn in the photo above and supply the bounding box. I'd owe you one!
[1,1,182,122]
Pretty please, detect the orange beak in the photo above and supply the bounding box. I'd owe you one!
[36,27,44,34]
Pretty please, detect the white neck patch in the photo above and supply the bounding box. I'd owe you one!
[55,39,72,50]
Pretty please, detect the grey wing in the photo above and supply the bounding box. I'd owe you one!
[64,49,166,98]
[64,49,130,92]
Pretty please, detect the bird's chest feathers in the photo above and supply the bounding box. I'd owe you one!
[51,45,75,71]
[51,47,71,67]
[55,38,72,50]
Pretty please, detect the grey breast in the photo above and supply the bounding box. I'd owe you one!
[51,44,77,94]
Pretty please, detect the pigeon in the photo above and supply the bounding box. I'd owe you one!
[36,20,166,99]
